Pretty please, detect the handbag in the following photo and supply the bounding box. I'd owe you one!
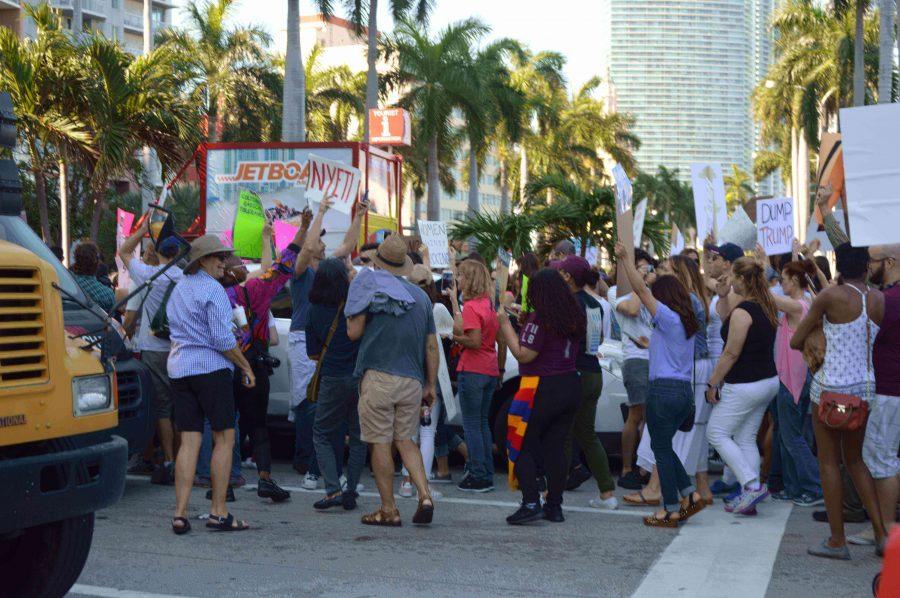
[306,302,344,403]
[818,289,871,432]
[149,278,177,340]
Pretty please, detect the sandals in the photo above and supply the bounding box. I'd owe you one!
[361,507,402,527]
[172,517,191,535]
[206,513,250,532]
[412,497,434,525]
[623,490,661,507]
[679,494,707,520]
[643,511,683,528]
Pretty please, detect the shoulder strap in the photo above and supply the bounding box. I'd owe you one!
[310,301,345,384]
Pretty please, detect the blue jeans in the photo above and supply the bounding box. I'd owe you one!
[646,378,695,511]
[198,414,241,480]
[293,401,320,476]
[313,375,364,495]
[776,378,821,497]
[458,371,496,482]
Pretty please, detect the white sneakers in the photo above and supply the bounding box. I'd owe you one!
[340,475,364,494]
[589,496,619,510]
[398,480,442,500]
[301,472,320,490]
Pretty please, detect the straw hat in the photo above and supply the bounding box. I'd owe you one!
[184,234,233,273]
[408,264,432,287]
[372,234,412,277]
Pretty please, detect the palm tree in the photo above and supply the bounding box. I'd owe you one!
[448,201,575,259]
[283,0,304,141]
[382,17,486,220]
[157,0,272,142]
[397,117,460,223]
[723,164,755,212]
[304,45,366,141]
[633,166,695,235]
[0,3,93,242]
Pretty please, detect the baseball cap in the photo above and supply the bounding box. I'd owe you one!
[708,242,743,263]
[158,236,181,258]
[552,255,592,287]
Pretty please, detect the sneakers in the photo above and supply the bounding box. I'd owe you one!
[241,457,256,469]
[848,528,876,546]
[399,481,415,498]
[807,539,851,560]
[543,503,565,523]
[731,484,769,515]
[812,509,867,523]
[430,473,453,484]
[589,496,619,510]
[302,472,320,490]
[792,493,825,508]
[340,475,364,494]
[457,476,494,493]
[258,478,291,502]
[617,470,646,490]
[229,475,247,488]
[506,502,543,525]
[722,487,743,512]
[150,462,174,485]
[770,490,795,501]
[565,466,592,491]
[710,479,741,496]
[127,458,155,476]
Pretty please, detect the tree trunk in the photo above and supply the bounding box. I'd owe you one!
[790,125,799,203]
[499,160,509,214]
[467,146,479,217]
[519,145,527,205]
[426,135,440,221]
[282,0,305,141]
[89,187,107,241]
[208,108,219,142]
[797,128,809,241]
[363,0,379,142]
[33,168,51,243]
[59,161,69,264]
[879,0,897,102]
[854,0,866,106]
[143,0,152,53]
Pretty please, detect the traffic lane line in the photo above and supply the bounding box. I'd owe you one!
[70,584,194,598]
[125,475,653,518]
[632,500,793,598]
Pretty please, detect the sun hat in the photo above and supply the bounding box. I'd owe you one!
[409,263,432,287]
[184,234,233,274]
[372,233,413,277]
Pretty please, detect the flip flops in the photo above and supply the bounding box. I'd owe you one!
[623,490,661,506]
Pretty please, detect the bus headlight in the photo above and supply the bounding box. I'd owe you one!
[73,374,112,416]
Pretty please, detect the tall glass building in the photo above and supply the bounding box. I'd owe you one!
[601,0,777,190]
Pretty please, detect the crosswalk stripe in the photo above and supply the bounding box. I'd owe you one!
[70,584,194,598]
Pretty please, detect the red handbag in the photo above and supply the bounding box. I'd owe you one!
[818,289,872,432]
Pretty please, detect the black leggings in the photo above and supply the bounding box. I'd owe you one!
[514,372,581,506]
[234,362,271,474]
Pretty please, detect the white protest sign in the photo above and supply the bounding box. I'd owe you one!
[417,220,450,268]
[633,198,647,243]
[671,225,685,256]
[720,207,758,251]
[805,208,846,253]
[691,163,728,241]
[757,197,794,255]
[115,209,136,289]
[305,154,361,215]
[840,103,900,246]
[612,165,633,215]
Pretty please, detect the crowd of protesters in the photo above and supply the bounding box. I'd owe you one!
[103,183,897,561]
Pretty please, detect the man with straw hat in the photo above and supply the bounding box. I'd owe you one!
[166,234,256,534]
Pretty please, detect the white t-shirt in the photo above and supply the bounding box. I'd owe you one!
[608,286,653,361]
[707,295,724,360]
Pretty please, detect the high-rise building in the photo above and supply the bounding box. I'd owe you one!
[1,0,174,54]
[600,0,778,192]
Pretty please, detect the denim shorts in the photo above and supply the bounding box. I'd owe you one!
[623,359,650,406]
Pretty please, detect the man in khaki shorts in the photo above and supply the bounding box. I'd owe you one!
[347,234,439,526]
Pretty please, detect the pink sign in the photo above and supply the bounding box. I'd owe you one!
[273,220,299,252]
[115,209,136,289]
[218,229,233,247]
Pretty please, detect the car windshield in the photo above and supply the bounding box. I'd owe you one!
[0,215,87,304]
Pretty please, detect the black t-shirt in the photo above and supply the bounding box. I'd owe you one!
[722,300,777,384]
[575,290,604,373]
[305,303,360,378]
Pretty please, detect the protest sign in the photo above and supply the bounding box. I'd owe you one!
[691,163,727,241]
[757,197,794,255]
[840,103,900,246]
[612,165,634,295]
[417,220,450,268]
[115,208,136,289]
[218,229,233,247]
[233,190,266,259]
[671,225,685,256]
[814,133,846,226]
[633,198,647,242]
[720,207,758,251]
[273,220,299,252]
[305,154,361,215]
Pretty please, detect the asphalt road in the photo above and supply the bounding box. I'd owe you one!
[70,463,884,598]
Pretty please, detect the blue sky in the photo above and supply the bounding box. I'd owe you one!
[173,0,607,92]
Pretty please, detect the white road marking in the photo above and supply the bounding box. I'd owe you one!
[124,475,651,518]
[631,500,793,598]
[69,584,194,598]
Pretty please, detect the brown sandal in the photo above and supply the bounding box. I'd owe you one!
[623,490,661,507]
[361,507,402,527]
[679,494,706,520]
[643,511,682,528]
[412,496,434,525]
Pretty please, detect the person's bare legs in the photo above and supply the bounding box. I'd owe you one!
[370,442,397,513]
[625,466,661,502]
[395,438,431,500]
[158,418,177,462]
[436,456,451,478]
[209,429,235,519]
[173,431,201,523]
[695,471,713,502]
[841,428,887,545]
[621,405,645,474]
[874,477,898,536]
[812,412,845,547]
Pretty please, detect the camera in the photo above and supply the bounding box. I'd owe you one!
[254,353,281,376]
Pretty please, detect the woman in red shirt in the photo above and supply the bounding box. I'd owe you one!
[449,259,500,493]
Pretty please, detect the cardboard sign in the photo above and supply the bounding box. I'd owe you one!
[369,108,411,146]
[417,220,449,268]
[757,197,794,255]
[691,163,728,240]
[612,165,634,295]
[115,208,136,289]
[814,133,846,226]
[273,220,299,252]
[233,190,266,259]
[612,165,633,215]
[840,104,900,246]
[633,198,647,242]
[305,154,361,215]
[720,207,758,251]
